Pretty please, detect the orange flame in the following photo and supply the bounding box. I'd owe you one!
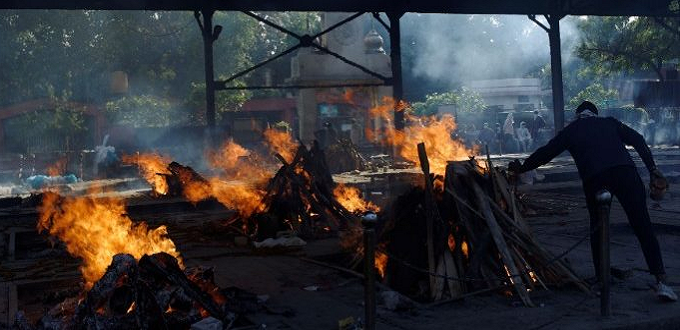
[461,240,469,258]
[333,183,379,213]
[185,140,270,217]
[208,140,273,184]
[207,178,266,218]
[448,233,470,258]
[368,97,478,175]
[263,128,297,164]
[208,140,250,170]
[175,171,266,218]
[375,251,388,278]
[122,153,171,195]
[37,192,182,288]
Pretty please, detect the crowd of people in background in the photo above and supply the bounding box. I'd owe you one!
[459,107,680,154]
[460,110,547,154]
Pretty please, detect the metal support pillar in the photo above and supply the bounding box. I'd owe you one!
[195,9,221,143]
[596,189,612,317]
[547,15,565,133]
[387,12,404,130]
[529,14,565,134]
[363,212,378,330]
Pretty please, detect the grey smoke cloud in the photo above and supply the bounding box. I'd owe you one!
[402,14,581,87]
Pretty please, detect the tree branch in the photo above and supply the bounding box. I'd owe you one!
[579,46,665,81]
[652,17,680,39]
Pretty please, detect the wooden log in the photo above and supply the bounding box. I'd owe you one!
[491,169,531,235]
[417,143,438,299]
[471,181,534,307]
[433,255,446,301]
[443,250,462,297]
[138,253,226,321]
[483,194,590,293]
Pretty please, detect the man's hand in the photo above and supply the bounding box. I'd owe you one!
[650,168,669,201]
[506,160,523,185]
[508,159,522,174]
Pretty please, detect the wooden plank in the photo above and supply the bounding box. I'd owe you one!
[433,255,446,301]
[7,284,16,325]
[417,143,438,299]
[471,181,534,307]
[443,250,462,297]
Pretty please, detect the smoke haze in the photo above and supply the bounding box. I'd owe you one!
[402,14,581,88]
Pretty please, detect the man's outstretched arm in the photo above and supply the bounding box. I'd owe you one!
[517,130,568,173]
[616,120,656,171]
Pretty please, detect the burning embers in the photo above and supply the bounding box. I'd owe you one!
[34,252,256,329]
[34,192,257,328]
[37,192,182,288]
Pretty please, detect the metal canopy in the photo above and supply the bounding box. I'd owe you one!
[1,0,679,16]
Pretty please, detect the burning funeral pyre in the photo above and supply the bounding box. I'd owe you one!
[376,151,590,305]
[72,95,591,320]
[125,128,377,242]
[28,191,260,329]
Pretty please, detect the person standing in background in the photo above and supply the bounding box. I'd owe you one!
[529,110,546,150]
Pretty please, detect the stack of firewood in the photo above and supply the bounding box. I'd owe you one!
[156,142,360,240]
[380,144,590,305]
[254,141,359,239]
[26,253,259,329]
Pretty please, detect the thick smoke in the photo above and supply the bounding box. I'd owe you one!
[402,14,581,87]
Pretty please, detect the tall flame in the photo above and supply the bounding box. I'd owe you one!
[208,140,250,170]
[122,153,172,195]
[263,128,297,164]
[197,140,272,216]
[208,140,273,184]
[37,192,182,288]
[368,96,478,175]
[375,251,388,278]
[333,183,379,213]
[209,178,266,217]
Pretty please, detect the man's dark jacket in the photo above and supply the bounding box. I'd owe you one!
[520,116,655,181]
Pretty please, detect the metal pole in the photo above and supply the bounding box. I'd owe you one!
[596,189,612,317]
[547,15,565,134]
[363,212,378,330]
[387,12,404,130]
[200,9,216,129]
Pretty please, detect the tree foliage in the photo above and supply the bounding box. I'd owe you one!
[410,87,486,116]
[567,83,619,110]
[576,16,680,81]
[0,10,319,127]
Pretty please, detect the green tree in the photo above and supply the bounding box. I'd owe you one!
[576,16,680,81]
[568,83,619,110]
[0,10,316,127]
[411,88,486,116]
[105,95,184,128]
